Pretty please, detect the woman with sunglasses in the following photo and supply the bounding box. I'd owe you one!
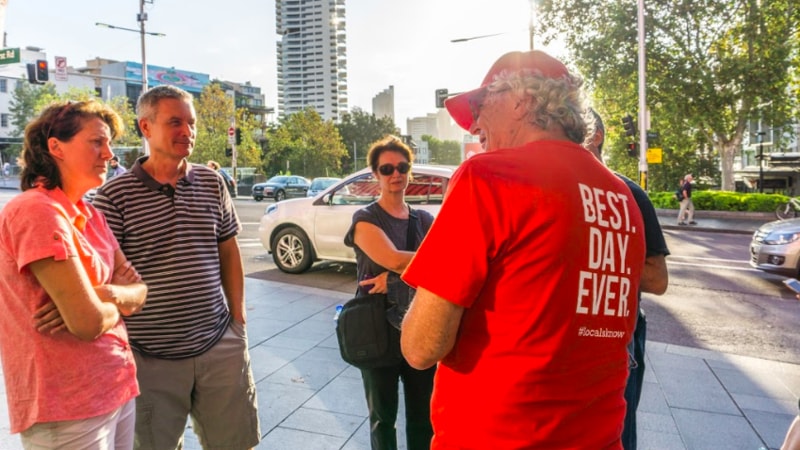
[0,100,147,449]
[344,135,436,450]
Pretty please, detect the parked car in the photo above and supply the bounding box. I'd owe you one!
[258,164,455,273]
[252,175,311,202]
[307,177,341,197]
[750,218,800,275]
[219,169,237,198]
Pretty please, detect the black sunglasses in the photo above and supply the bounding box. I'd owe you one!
[378,162,411,176]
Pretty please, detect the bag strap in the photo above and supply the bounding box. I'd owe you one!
[406,206,417,251]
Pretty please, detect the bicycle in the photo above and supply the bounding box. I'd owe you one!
[776,197,800,220]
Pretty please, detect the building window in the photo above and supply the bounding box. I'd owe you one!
[0,79,6,93]
[1,114,9,128]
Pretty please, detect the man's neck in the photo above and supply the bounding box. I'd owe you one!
[142,154,187,186]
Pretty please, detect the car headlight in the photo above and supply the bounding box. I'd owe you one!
[266,204,278,215]
[764,231,800,245]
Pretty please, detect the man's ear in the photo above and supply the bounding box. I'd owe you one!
[138,118,149,138]
[512,95,529,121]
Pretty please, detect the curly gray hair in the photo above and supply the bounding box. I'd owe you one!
[487,69,594,146]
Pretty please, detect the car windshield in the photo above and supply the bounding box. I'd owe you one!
[268,176,289,184]
[312,178,339,190]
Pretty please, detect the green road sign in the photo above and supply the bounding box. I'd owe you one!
[0,48,20,65]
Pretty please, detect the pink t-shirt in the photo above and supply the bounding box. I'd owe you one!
[0,186,138,433]
[403,142,646,449]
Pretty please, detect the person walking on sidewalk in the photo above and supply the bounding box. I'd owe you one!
[401,50,647,449]
[678,174,697,225]
[0,100,147,449]
[344,135,436,450]
[93,85,260,450]
[588,109,670,450]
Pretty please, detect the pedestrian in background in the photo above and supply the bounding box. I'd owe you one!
[108,155,127,179]
[0,100,147,449]
[94,85,260,450]
[344,135,435,450]
[587,109,670,450]
[678,173,697,225]
[401,50,647,448]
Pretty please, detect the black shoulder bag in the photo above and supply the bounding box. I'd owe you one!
[336,209,417,369]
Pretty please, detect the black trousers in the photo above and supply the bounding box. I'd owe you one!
[360,327,436,450]
[622,310,647,450]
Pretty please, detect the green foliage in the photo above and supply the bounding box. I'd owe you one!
[649,190,788,212]
[336,108,399,173]
[421,135,461,165]
[265,108,348,178]
[537,0,800,191]
[7,84,141,162]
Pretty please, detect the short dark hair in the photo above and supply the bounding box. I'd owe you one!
[589,108,605,154]
[366,135,414,172]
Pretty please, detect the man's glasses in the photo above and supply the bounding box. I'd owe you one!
[469,86,510,122]
[378,162,411,176]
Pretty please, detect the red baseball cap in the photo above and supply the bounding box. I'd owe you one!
[444,50,570,131]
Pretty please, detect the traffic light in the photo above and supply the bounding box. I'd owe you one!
[36,60,49,83]
[622,114,636,137]
[225,147,233,157]
[626,142,638,157]
[26,59,50,84]
[435,88,448,108]
[235,128,242,146]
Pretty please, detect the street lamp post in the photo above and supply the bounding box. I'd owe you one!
[95,16,165,93]
[96,1,164,155]
[451,1,537,50]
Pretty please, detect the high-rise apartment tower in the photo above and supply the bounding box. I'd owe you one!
[276,0,348,122]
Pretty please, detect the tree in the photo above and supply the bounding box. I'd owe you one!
[265,108,347,177]
[336,108,399,173]
[421,135,462,165]
[192,83,264,171]
[537,0,800,191]
[7,85,140,164]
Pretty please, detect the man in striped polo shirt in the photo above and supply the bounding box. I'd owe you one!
[94,85,260,450]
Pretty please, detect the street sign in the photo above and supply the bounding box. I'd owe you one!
[0,48,20,65]
[227,126,235,145]
[54,56,68,81]
[646,147,663,164]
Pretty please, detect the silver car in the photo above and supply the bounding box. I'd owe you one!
[258,164,455,273]
[750,218,800,275]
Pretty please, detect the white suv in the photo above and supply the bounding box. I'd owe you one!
[258,164,455,273]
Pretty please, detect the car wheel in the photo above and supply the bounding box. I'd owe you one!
[271,227,314,274]
[254,196,263,202]
[275,190,286,202]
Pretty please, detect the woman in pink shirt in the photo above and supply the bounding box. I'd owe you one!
[0,100,147,449]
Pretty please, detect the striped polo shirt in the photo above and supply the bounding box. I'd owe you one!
[94,156,241,359]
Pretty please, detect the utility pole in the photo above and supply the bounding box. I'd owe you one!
[637,0,648,189]
[757,131,766,193]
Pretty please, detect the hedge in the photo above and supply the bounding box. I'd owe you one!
[649,191,789,212]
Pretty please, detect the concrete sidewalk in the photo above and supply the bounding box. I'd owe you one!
[1,276,797,450]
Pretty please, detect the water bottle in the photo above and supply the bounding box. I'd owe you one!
[333,304,343,321]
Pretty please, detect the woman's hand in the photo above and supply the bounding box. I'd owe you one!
[33,301,66,335]
[360,271,389,294]
[112,260,142,285]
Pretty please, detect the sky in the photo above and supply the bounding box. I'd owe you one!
[2,0,567,133]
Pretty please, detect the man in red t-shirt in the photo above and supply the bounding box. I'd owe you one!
[401,50,646,449]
